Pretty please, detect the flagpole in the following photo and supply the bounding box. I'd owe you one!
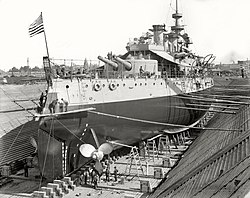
[41,14,49,58]
[40,12,50,63]
[40,12,52,87]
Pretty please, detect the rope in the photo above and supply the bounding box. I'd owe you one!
[39,118,54,188]
[0,123,26,165]
[55,118,86,143]
[52,119,55,180]
[0,86,35,116]
[88,110,240,132]
[37,117,86,186]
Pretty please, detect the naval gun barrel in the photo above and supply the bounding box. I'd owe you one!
[113,56,132,71]
[98,56,118,69]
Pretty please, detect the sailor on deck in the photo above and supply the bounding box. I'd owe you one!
[39,92,44,107]
[139,66,144,76]
[48,99,58,114]
[61,98,68,112]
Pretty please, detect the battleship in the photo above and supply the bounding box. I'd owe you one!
[35,0,215,180]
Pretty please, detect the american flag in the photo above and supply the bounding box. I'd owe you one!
[28,13,44,37]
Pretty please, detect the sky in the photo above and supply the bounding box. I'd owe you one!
[0,0,250,71]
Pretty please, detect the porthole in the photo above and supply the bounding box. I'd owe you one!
[93,82,102,91]
[123,83,126,86]
[140,83,142,86]
[66,85,69,89]
[153,83,155,85]
[135,83,137,86]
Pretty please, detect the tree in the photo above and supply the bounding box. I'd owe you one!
[31,66,41,72]
[20,66,30,72]
[9,67,19,72]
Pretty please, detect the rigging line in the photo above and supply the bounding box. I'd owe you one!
[39,118,54,188]
[0,123,26,165]
[55,118,86,144]
[88,110,240,132]
[0,86,35,116]
[39,127,64,143]
[169,0,175,12]
[52,118,55,180]
[18,86,36,103]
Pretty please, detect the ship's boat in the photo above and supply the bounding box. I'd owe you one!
[36,0,215,180]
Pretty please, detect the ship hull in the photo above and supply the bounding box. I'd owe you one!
[38,93,207,180]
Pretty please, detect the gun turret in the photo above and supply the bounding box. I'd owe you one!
[113,56,132,71]
[98,56,118,70]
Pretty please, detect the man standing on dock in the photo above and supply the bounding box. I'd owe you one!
[23,161,29,177]
[84,168,89,185]
[114,166,118,182]
[93,174,98,189]
[105,165,110,182]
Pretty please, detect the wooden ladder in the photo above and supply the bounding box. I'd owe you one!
[125,146,144,179]
[147,139,159,162]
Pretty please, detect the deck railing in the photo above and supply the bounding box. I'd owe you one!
[47,58,212,81]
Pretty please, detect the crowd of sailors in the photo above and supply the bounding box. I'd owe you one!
[77,163,119,189]
[37,91,68,114]
[48,98,68,114]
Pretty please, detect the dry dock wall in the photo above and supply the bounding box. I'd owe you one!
[152,105,250,197]
[0,84,46,169]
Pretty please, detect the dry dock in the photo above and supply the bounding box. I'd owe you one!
[0,136,191,198]
[1,77,250,197]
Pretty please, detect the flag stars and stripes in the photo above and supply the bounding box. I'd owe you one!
[28,13,44,37]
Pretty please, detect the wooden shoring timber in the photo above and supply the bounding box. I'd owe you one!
[212,87,250,91]
[189,93,250,100]
[174,95,250,105]
[107,140,134,148]
[174,106,236,114]
[198,102,240,106]
[185,103,239,110]
[215,84,250,87]
[147,134,163,141]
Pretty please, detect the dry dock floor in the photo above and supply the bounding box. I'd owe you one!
[0,145,187,198]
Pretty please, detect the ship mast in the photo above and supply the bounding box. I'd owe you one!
[171,0,184,35]
[170,0,184,52]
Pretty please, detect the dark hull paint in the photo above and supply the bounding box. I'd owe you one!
[38,94,207,180]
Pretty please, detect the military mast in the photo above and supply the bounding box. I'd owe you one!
[171,0,184,52]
